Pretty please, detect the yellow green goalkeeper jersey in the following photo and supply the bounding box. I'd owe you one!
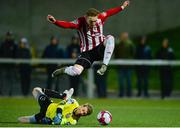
[45,98,79,125]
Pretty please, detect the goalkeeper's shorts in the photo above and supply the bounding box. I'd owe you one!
[75,44,105,69]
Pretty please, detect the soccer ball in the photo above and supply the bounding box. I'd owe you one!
[97,110,112,125]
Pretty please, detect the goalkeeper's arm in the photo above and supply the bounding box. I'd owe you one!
[52,108,63,125]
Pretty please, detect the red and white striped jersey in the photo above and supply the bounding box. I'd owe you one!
[73,17,104,52]
[54,6,124,52]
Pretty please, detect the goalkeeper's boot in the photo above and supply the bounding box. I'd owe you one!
[52,67,67,78]
[97,64,107,75]
[63,88,74,100]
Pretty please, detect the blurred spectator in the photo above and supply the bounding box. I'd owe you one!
[17,38,32,96]
[66,35,80,96]
[42,36,64,91]
[156,38,175,99]
[94,65,107,98]
[114,32,135,97]
[135,36,152,97]
[0,31,18,96]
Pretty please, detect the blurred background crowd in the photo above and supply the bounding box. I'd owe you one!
[0,0,180,99]
[0,30,178,99]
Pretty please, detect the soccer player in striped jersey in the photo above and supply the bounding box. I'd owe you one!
[48,0,130,77]
[18,87,93,125]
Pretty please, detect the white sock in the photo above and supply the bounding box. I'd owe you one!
[103,35,115,65]
[32,87,44,100]
[64,66,83,76]
[29,115,37,123]
[18,115,36,123]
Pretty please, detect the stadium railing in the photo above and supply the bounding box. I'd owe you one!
[0,58,179,98]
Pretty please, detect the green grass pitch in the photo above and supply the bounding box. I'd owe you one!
[0,97,180,127]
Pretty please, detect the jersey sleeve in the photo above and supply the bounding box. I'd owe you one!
[54,19,80,29]
[98,6,123,22]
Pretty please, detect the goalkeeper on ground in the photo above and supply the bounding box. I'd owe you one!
[18,87,93,125]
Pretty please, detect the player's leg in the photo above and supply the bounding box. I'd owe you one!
[32,87,45,100]
[97,35,115,75]
[43,88,74,100]
[42,88,66,99]
[18,115,37,123]
[64,64,84,76]
[32,87,74,100]
[18,113,52,124]
[52,64,84,77]
[18,87,47,124]
[23,87,51,124]
[52,52,92,77]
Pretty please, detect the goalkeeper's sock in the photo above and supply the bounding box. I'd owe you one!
[103,35,115,65]
[29,115,37,123]
[18,115,36,123]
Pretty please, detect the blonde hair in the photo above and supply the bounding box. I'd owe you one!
[83,103,93,115]
[86,8,100,16]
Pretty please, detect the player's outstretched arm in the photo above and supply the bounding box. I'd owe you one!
[47,14,79,29]
[122,0,130,9]
[47,15,56,23]
[99,0,130,21]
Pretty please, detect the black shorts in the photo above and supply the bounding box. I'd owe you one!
[35,94,52,123]
[75,44,105,69]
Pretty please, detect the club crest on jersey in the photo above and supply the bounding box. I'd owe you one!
[93,27,98,32]
[65,113,71,118]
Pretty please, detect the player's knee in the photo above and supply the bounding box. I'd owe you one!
[32,87,42,97]
[72,65,83,76]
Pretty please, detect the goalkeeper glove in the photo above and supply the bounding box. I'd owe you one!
[53,113,62,125]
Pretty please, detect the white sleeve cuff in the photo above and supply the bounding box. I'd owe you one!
[121,6,125,10]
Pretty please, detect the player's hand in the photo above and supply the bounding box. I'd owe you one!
[47,15,56,23]
[122,0,130,8]
[53,113,62,125]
